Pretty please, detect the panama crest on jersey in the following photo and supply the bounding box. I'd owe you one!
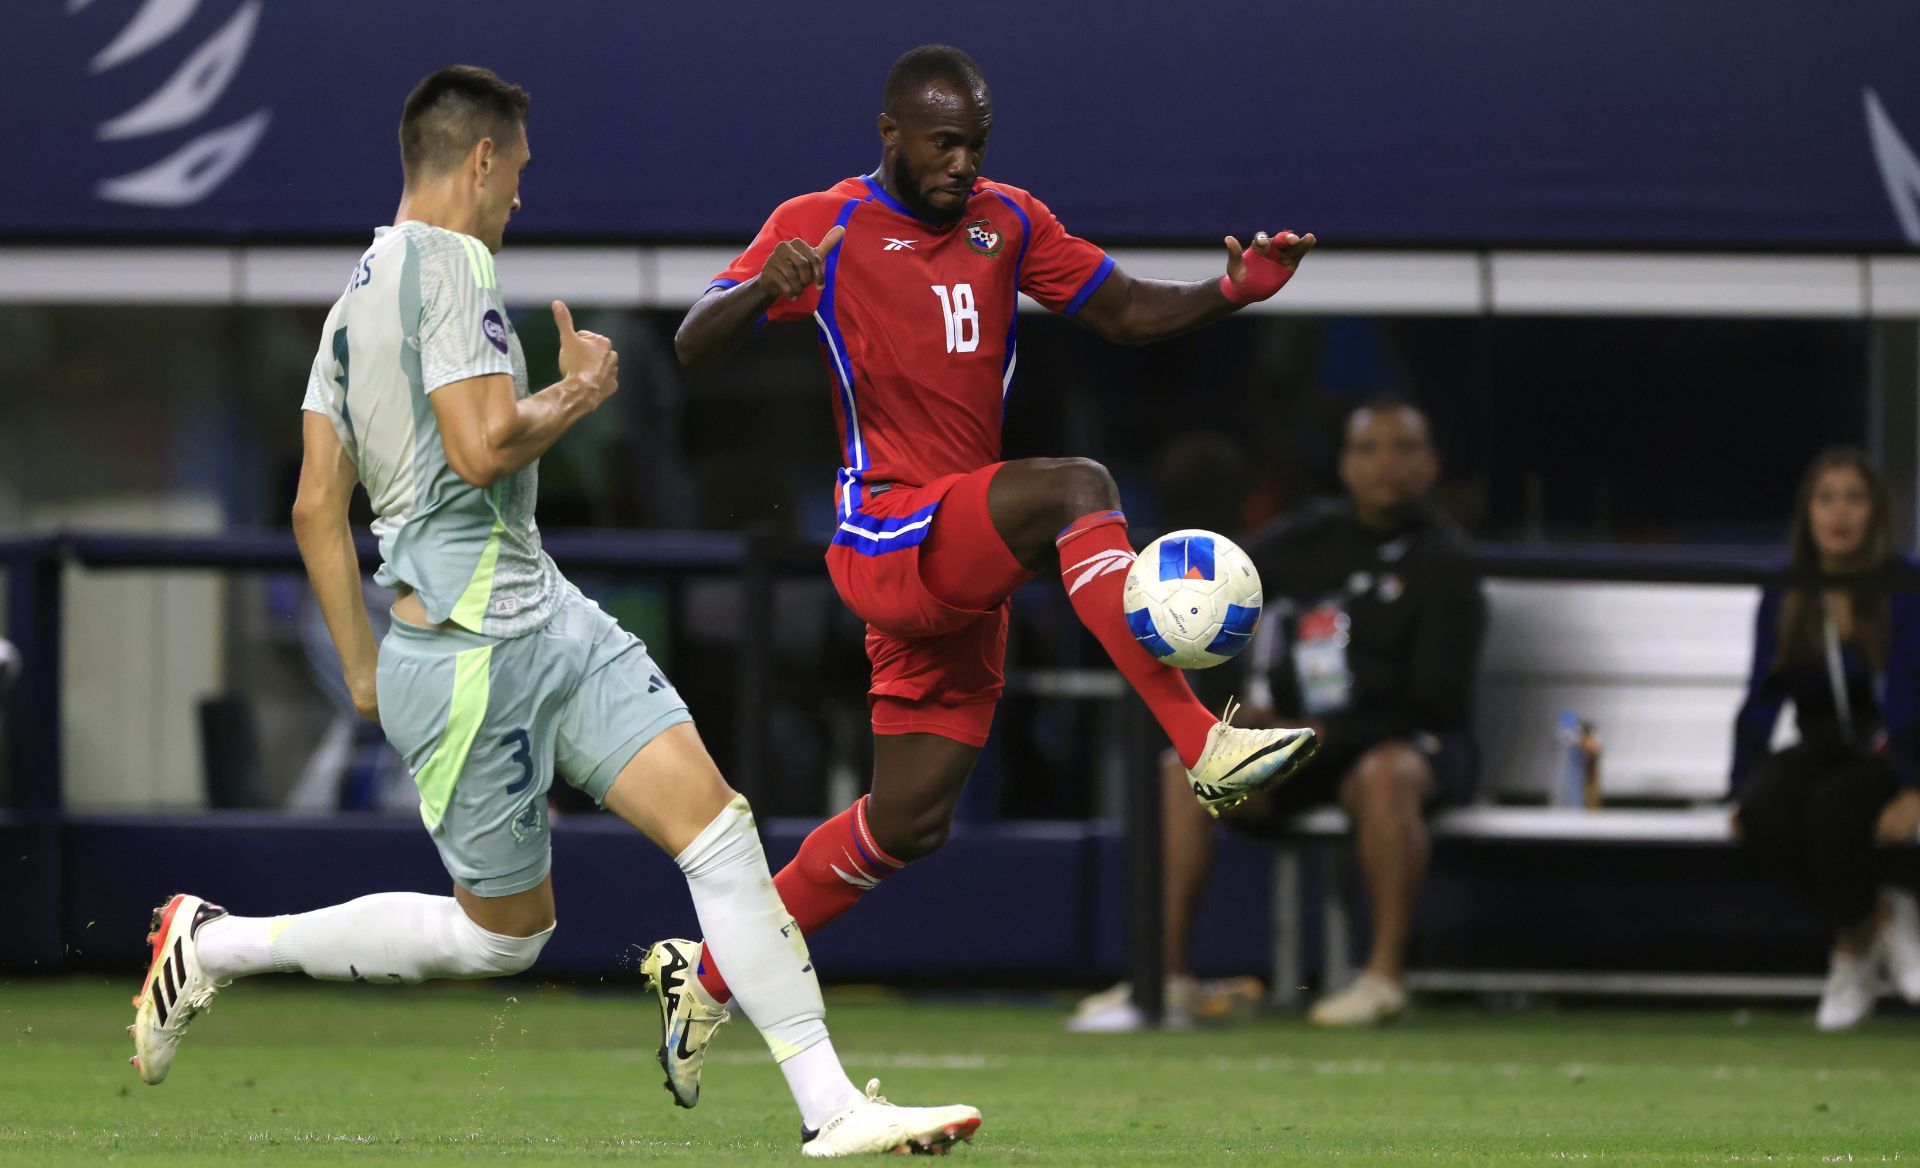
[964,219,1003,257]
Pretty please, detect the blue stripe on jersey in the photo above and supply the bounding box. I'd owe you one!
[815,196,871,516]
[706,277,741,293]
[1204,602,1261,656]
[1064,254,1116,316]
[1159,534,1217,582]
[1126,607,1176,660]
[859,175,908,216]
[986,190,1032,407]
[831,501,941,556]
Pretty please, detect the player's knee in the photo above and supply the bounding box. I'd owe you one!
[1034,457,1120,526]
[871,811,953,863]
[1056,457,1120,510]
[472,920,554,977]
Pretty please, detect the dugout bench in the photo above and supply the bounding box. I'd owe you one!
[1266,578,1914,1007]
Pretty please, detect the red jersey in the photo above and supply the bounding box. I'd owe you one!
[710,175,1111,547]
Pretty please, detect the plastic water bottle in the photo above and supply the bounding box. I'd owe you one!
[1554,710,1585,808]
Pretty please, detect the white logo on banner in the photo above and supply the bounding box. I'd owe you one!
[78,0,272,208]
[1866,88,1920,246]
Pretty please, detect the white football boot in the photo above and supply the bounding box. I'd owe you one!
[1880,888,1920,1003]
[1064,974,1197,1032]
[801,1078,982,1157]
[639,938,730,1108]
[1309,971,1408,1027]
[128,893,230,1084]
[1815,945,1881,1032]
[1187,700,1318,817]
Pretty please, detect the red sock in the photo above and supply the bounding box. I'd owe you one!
[696,795,904,1003]
[1056,510,1217,768]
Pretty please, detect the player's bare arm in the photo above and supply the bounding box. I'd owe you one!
[290,412,380,723]
[431,299,619,487]
[1073,229,1316,346]
[674,226,844,366]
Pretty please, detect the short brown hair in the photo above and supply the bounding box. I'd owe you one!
[399,65,530,181]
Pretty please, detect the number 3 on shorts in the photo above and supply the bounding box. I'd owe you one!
[502,729,534,794]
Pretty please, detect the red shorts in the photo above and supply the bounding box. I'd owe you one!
[824,463,1030,747]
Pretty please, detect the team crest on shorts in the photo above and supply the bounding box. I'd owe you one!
[964,219,1003,257]
[511,800,544,845]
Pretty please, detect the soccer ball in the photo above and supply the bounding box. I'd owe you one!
[1122,529,1262,670]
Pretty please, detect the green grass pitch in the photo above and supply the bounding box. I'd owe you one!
[4,977,1918,1165]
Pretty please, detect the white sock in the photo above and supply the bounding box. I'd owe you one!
[676,797,857,1118]
[197,893,550,983]
[781,1035,865,1130]
[195,915,276,979]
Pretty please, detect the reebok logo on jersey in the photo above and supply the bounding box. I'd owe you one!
[882,238,918,251]
[1065,548,1135,595]
[481,309,508,354]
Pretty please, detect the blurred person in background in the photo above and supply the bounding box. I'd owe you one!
[0,637,19,731]
[1731,448,1920,1031]
[1072,399,1485,1030]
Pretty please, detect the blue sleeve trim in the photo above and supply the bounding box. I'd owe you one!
[705,278,741,294]
[1063,255,1115,316]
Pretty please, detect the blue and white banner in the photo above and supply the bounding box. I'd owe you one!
[8,1,1920,248]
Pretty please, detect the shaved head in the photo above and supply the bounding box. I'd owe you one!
[882,44,989,119]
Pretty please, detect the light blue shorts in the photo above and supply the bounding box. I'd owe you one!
[376,587,691,897]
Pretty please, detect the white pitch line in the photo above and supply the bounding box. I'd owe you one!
[1195,1054,1898,1083]
[615,1049,1000,1070]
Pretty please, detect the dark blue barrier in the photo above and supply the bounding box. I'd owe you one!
[0,538,63,973]
[44,813,1096,979]
[17,810,1852,987]
[6,532,1908,994]
[0,816,62,969]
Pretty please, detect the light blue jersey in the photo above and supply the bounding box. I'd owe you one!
[301,221,562,638]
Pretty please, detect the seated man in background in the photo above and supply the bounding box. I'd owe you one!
[1071,399,1486,1030]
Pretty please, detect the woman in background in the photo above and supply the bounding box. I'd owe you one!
[1733,448,1920,1030]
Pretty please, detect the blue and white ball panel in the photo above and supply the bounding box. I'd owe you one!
[1158,533,1217,582]
[1204,602,1261,656]
[1126,606,1176,659]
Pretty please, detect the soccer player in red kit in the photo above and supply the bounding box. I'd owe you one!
[640,45,1318,1107]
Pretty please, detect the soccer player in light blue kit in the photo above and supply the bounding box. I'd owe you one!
[126,65,979,1157]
